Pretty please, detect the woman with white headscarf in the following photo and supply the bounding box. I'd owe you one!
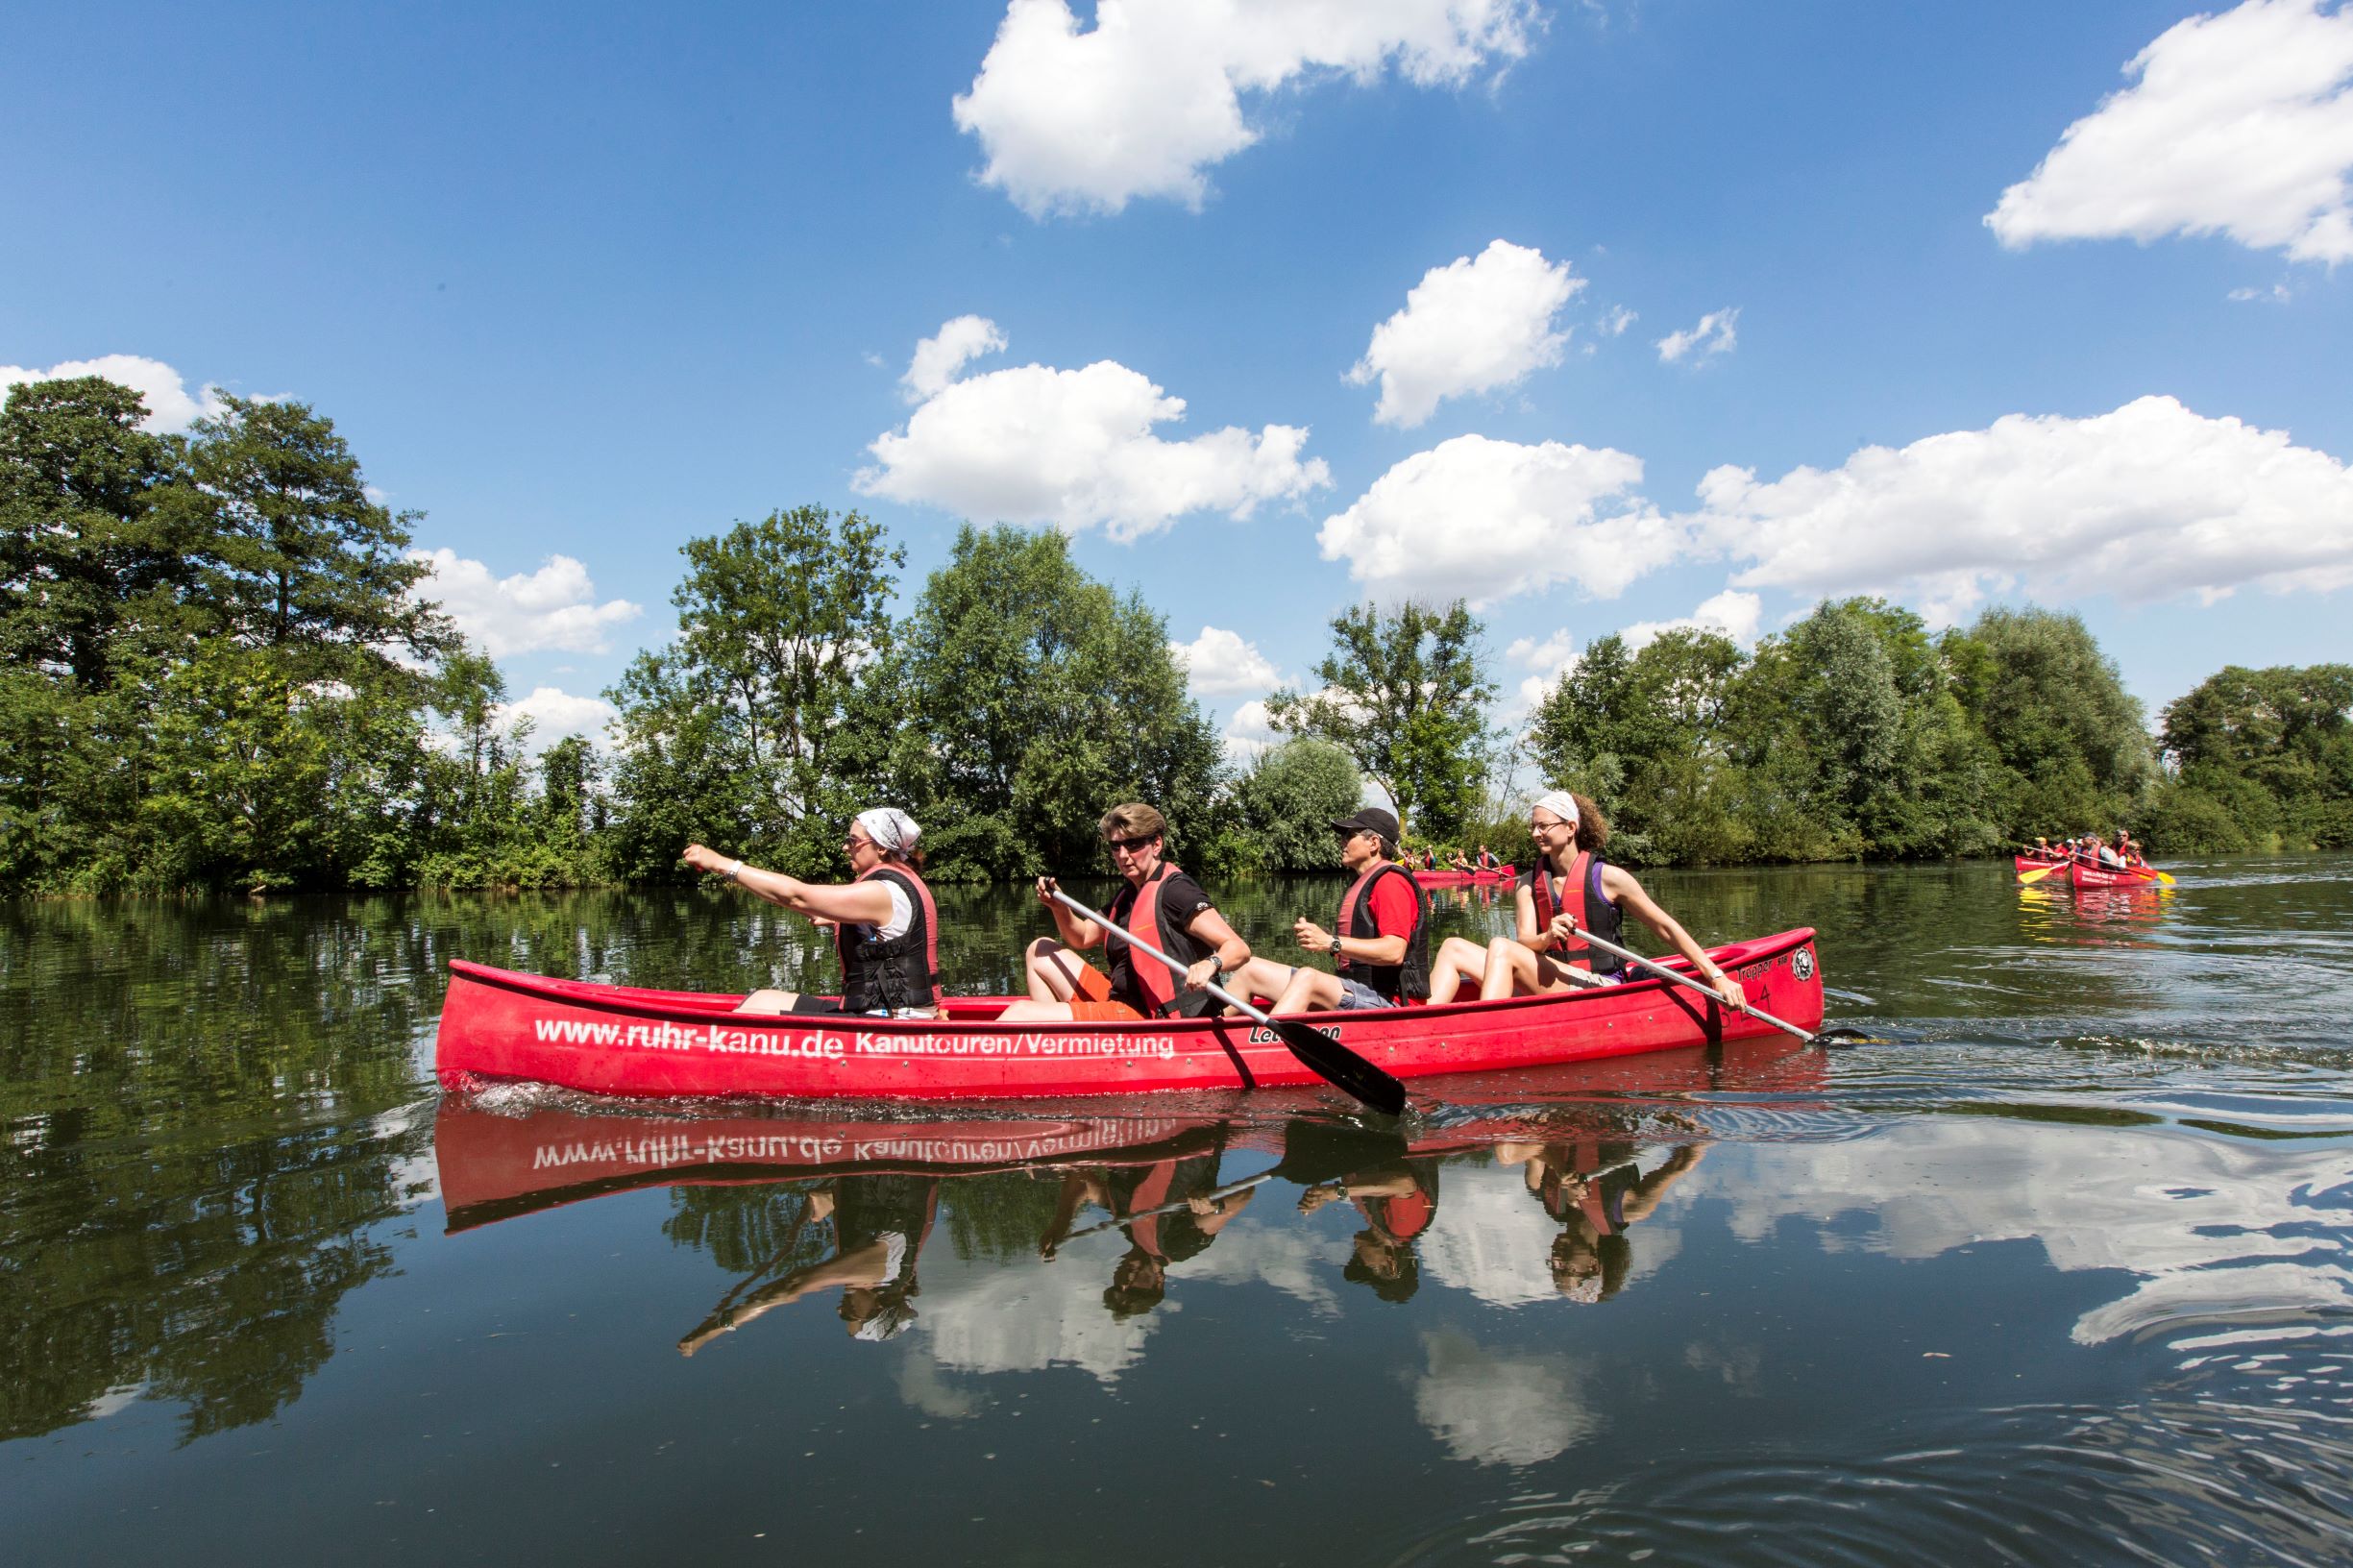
[683,807,943,1017]
[1424,790,1746,1010]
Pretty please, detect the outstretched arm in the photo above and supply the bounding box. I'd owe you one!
[1598,867,1745,1008]
[683,844,895,926]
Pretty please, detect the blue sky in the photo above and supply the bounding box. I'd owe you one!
[6,1,2349,756]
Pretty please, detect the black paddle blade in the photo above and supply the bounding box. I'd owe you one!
[1273,1117,1410,1187]
[1265,1015,1407,1116]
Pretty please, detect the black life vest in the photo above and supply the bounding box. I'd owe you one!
[1336,860,1431,1003]
[838,863,942,1014]
[1527,850,1624,978]
[1108,862,1215,1018]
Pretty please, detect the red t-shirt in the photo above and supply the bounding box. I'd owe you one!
[1361,870,1418,940]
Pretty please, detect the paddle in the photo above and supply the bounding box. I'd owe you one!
[2018,861,2064,885]
[1554,918,1819,1044]
[1046,888,1408,1116]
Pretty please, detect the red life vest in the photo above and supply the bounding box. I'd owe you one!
[1528,851,1624,978]
[838,862,942,1012]
[1108,862,1209,1017]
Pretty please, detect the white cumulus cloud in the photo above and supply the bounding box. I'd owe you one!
[1986,0,2353,263]
[0,354,227,433]
[857,326,1330,542]
[1599,305,1637,337]
[1655,307,1738,363]
[1412,1330,1599,1466]
[495,687,619,750]
[1223,697,1285,763]
[1347,239,1584,427]
[1620,589,1764,651]
[1504,627,1580,715]
[902,314,1009,403]
[1171,625,1283,695]
[1316,433,1689,607]
[953,0,1539,216]
[1696,395,2353,624]
[411,550,644,656]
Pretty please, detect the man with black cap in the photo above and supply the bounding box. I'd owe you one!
[1230,806,1431,1014]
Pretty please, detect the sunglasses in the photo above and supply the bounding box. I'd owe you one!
[1105,834,1160,854]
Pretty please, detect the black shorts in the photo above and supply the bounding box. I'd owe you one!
[789,994,846,1016]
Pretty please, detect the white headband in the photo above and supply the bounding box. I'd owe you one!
[855,807,920,854]
[1533,790,1581,827]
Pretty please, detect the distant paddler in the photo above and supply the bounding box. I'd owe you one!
[1425,790,1748,1009]
[682,807,942,1018]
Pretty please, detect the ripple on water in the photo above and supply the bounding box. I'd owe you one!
[1386,1376,2353,1567]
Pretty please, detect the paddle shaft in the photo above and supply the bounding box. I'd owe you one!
[1045,888,1407,1115]
[1052,1170,1274,1244]
[1559,919,1817,1043]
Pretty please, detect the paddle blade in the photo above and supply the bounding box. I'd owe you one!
[2017,864,2059,884]
[1265,1015,1407,1116]
[2153,870,2177,885]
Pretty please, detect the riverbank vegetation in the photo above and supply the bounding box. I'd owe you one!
[5,375,2346,893]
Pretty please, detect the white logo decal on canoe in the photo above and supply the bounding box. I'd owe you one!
[1791,948,1815,982]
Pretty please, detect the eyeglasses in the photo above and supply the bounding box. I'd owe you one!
[1530,816,1573,832]
[844,833,877,851]
[1105,834,1159,854]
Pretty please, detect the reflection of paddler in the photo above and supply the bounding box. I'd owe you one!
[1298,1157,1440,1303]
[1039,1150,1253,1319]
[1496,1140,1704,1304]
[678,1172,939,1354]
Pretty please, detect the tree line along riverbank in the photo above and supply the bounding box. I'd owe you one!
[5,375,2346,894]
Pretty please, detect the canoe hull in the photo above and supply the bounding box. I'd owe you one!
[1412,865,1515,890]
[2068,862,2164,890]
[432,927,1824,1102]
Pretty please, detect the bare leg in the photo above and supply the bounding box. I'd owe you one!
[736,989,800,1015]
[1272,966,1346,1016]
[1223,957,1298,1013]
[1426,936,1489,1005]
[996,997,1076,1022]
[1480,938,1544,1002]
[1023,937,1093,1003]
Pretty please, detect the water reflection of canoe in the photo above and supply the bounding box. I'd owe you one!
[1411,865,1516,889]
[2067,862,2165,890]
[434,1102,1229,1233]
[434,1037,1827,1233]
[433,927,1823,1102]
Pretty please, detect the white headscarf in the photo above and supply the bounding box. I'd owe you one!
[855,807,921,856]
[1532,791,1581,827]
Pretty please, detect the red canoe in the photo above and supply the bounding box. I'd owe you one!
[1412,864,1517,889]
[432,926,1823,1103]
[2012,854,2067,873]
[2068,861,2164,890]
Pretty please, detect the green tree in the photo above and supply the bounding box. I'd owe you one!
[1231,739,1363,873]
[886,525,1224,881]
[2152,664,2353,850]
[604,506,903,878]
[1947,605,2155,843]
[1264,600,1493,841]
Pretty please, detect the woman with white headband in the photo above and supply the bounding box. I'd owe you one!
[1424,790,1746,1010]
[682,807,942,1018]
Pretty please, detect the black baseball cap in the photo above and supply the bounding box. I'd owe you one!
[1332,807,1401,843]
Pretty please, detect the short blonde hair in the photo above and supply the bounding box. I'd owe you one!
[1098,801,1166,842]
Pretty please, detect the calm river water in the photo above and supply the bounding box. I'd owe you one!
[7,858,2352,1565]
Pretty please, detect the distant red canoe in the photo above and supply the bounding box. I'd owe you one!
[432,926,1823,1103]
[2068,861,2165,890]
[1412,864,1516,889]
